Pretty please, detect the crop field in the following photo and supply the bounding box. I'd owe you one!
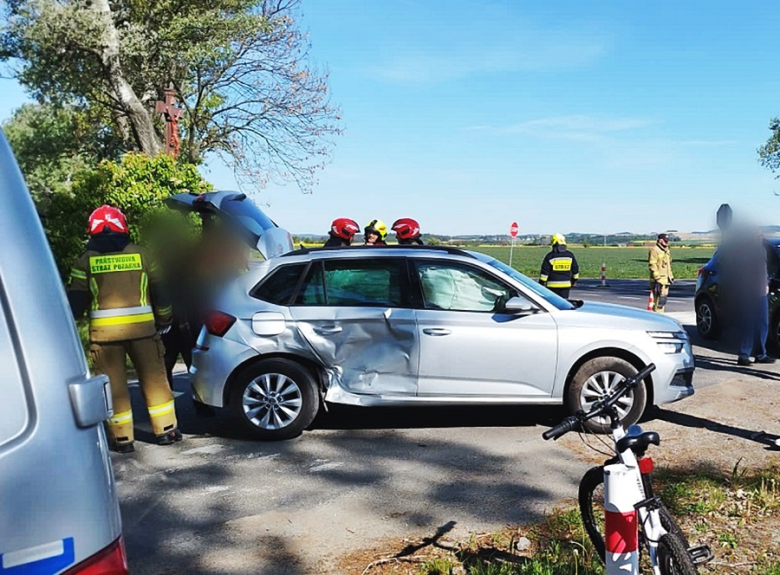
[469,245,715,280]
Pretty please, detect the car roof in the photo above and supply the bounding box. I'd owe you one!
[282,244,478,259]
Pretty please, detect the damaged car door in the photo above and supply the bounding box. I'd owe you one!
[289,257,418,396]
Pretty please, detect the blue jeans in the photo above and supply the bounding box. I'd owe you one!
[739,294,769,359]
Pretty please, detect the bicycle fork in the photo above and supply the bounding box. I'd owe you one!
[603,462,646,575]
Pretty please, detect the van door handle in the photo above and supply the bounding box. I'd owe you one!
[313,326,343,335]
[423,328,452,336]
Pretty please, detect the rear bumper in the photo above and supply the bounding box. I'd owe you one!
[190,335,259,408]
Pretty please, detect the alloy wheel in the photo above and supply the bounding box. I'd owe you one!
[242,372,303,430]
[579,370,633,425]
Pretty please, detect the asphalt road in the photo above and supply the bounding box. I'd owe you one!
[114,279,768,575]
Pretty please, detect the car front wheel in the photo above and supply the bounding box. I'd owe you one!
[566,357,647,434]
[696,298,720,340]
[229,359,320,441]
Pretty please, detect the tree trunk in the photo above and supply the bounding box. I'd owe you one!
[93,0,161,156]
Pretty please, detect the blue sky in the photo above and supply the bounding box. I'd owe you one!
[3,0,780,236]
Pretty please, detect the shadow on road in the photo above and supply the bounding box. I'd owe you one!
[653,408,780,452]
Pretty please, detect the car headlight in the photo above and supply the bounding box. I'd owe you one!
[648,331,689,354]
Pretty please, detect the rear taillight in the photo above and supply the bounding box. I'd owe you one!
[697,266,704,278]
[203,310,236,337]
[62,536,128,575]
[638,456,654,474]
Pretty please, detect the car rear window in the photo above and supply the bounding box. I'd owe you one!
[295,259,405,307]
[250,263,306,305]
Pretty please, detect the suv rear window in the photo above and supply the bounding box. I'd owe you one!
[250,263,306,305]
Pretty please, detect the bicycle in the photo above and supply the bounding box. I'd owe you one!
[543,363,713,574]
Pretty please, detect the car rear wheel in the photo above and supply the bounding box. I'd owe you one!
[566,357,647,434]
[229,359,319,440]
[696,298,720,340]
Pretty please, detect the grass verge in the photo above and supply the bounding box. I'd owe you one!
[348,461,780,575]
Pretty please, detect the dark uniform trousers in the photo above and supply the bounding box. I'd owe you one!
[91,336,177,444]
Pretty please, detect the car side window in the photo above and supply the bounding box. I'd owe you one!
[295,259,405,307]
[415,261,514,312]
[250,263,307,304]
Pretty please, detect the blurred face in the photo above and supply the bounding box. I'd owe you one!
[366,231,379,244]
[658,236,669,248]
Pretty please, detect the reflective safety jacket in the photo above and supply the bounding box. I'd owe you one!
[540,248,580,290]
[68,241,172,342]
[648,243,674,285]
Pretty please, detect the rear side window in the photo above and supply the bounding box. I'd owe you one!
[250,263,306,305]
[295,259,405,307]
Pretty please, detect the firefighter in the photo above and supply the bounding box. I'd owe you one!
[539,233,579,298]
[391,218,424,245]
[323,217,360,247]
[364,219,388,245]
[68,205,182,453]
[648,233,674,313]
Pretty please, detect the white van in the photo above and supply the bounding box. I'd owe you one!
[0,133,127,573]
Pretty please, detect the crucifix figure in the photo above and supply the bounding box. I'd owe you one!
[155,88,183,158]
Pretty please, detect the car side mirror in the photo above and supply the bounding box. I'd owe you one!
[503,296,540,315]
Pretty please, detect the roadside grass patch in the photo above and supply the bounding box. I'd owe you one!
[353,461,780,575]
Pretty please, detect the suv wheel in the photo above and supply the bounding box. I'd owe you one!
[229,359,320,440]
[566,357,647,434]
[696,298,720,340]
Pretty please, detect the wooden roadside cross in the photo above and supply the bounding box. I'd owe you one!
[155,88,183,157]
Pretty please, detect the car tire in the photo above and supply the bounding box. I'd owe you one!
[566,357,647,434]
[695,297,720,340]
[229,359,320,441]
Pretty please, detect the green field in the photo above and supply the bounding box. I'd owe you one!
[469,245,715,280]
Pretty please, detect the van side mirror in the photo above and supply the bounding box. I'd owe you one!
[503,296,540,315]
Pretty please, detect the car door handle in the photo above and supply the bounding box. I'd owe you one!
[313,326,343,335]
[423,328,452,336]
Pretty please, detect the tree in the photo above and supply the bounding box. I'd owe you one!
[3,103,123,200]
[758,118,780,177]
[1,0,341,191]
[41,152,212,280]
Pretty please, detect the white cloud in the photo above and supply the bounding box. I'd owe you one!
[467,114,653,142]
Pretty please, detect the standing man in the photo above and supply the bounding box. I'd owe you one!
[720,226,775,366]
[539,233,579,298]
[648,233,674,313]
[323,217,360,247]
[364,219,388,245]
[392,218,424,245]
[68,205,182,453]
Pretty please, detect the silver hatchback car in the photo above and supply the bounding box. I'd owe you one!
[188,234,695,440]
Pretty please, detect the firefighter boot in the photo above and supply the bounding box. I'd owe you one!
[156,428,183,445]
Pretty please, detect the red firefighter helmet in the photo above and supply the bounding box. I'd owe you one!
[88,205,128,235]
[391,218,421,241]
[330,217,360,241]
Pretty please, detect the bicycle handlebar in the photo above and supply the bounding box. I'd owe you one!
[542,363,656,441]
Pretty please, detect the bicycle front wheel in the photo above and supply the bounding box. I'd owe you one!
[579,465,691,564]
[579,466,608,561]
[658,533,698,575]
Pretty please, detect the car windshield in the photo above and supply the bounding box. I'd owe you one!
[469,251,575,310]
[221,195,277,238]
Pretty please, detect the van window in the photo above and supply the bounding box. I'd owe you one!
[0,293,30,446]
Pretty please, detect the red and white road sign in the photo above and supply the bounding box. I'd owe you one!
[509,222,519,238]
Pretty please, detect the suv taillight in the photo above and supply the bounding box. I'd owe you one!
[62,536,128,574]
[697,266,704,278]
[203,310,236,337]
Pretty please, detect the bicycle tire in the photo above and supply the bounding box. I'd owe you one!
[579,466,608,560]
[657,533,698,575]
[579,466,690,563]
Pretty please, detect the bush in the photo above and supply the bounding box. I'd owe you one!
[37,152,212,280]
